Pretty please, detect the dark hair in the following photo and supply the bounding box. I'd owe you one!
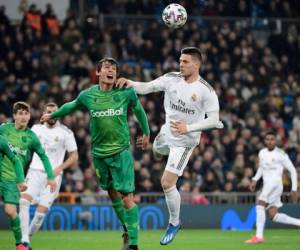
[181,47,202,62]
[45,102,58,109]
[97,57,119,74]
[265,129,276,138]
[13,101,30,114]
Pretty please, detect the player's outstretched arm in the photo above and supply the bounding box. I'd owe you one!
[117,77,164,94]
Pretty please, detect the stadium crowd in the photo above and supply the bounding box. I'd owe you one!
[0,2,300,203]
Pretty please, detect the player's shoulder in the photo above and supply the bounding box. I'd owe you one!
[0,122,13,128]
[259,148,268,155]
[80,84,98,95]
[163,71,182,78]
[198,76,215,92]
[57,123,74,135]
[274,147,286,156]
[31,124,43,131]
[27,127,39,138]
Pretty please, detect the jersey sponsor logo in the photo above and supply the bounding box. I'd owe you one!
[90,107,124,117]
[169,100,195,115]
[8,143,27,156]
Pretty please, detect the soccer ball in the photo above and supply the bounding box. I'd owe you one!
[162,3,187,29]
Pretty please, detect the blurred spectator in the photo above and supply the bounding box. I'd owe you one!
[0,2,299,197]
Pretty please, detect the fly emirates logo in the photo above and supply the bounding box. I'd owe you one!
[91,107,124,117]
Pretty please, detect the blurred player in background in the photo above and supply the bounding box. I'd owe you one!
[117,47,222,245]
[0,135,26,250]
[0,102,56,250]
[20,103,78,250]
[245,130,300,244]
[41,57,150,250]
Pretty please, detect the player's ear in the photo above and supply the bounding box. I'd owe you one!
[96,70,100,76]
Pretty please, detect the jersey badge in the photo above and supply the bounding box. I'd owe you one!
[191,94,197,102]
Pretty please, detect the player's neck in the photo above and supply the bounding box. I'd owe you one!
[99,82,114,91]
[14,123,26,130]
[184,74,199,83]
[46,122,56,128]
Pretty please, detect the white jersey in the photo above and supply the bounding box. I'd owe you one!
[253,147,297,191]
[133,72,219,147]
[29,123,77,171]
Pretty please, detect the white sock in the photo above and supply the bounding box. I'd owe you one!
[273,213,300,226]
[20,198,31,243]
[29,212,45,236]
[255,205,266,238]
[164,186,181,226]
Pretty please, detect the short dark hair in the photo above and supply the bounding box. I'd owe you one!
[13,101,30,114]
[265,129,276,138]
[97,57,119,74]
[181,47,202,62]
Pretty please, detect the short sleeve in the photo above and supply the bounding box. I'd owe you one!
[64,129,78,152]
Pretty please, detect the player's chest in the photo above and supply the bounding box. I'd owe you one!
[86,93,129,110]
[36,130,64,148]
[4,132,32,156]
[260,154,281,169]
[166,84,203,108]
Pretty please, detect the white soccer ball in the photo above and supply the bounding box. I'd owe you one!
[162,3,187,29]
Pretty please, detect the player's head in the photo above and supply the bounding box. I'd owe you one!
[264,130,277,150]
[180,47,202,77]
[96,57,119,86]
[43,102,58,127]
[13,101,31,129]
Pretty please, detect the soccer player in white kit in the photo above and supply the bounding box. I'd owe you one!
[19,103,78,250]
[245,130,299,244]
[117,47,222,245]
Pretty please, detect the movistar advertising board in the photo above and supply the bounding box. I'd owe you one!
[0,204,299,230]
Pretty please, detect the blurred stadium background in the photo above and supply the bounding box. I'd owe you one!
[1,0,300,247]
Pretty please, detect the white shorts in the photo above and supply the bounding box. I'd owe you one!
[153,127,194,176]
[258,183,283,208]
[23,169,62,208]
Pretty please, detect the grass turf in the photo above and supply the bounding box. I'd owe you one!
[1,229,299,250]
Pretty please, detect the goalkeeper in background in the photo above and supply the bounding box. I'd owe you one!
[41,57,150,250]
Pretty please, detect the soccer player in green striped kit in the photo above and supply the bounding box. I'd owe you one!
[0,102,57,250]
[41,57,150,250]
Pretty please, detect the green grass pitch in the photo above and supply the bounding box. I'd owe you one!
[1,229,299,250]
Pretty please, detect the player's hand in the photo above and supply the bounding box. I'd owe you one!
[249,180,257,192]
[47,179,57,193]
[136,135,150,150]
[116,77,132,88]
[290,191,298,204]
[170,120,187,135]
[54,165,63,176]
[17,182,27,192]
[40,113,52,123]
